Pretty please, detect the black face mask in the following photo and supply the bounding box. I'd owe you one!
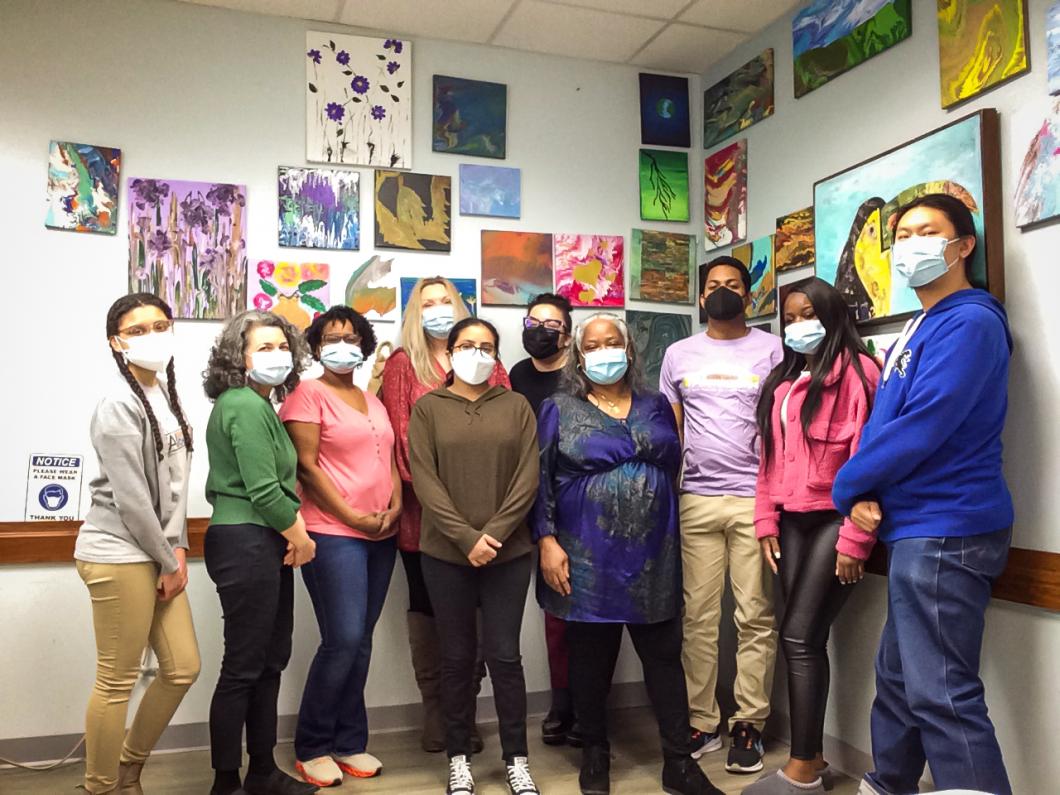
[704,287,745,321]
[522,325,563,360]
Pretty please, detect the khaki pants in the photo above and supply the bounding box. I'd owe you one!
[680,494,776,733]
[77,561,200,794]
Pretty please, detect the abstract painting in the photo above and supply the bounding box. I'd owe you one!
[639,149,689,222]
[793,0,912,98]
[433,75,507,158]
[306,32,411,168]
[938,0,1029,109]
[814,109,1003,324]
[400,277,477,316]
[459,164,520,218]
[626,310,692,389]
[1048,1,1060,95]
[374,170,451,252]
[128,178,247,320]
[1014,99,1060,228]
[639,73,691,148]
[702,50,774,149]
[481,231,553,306]
[45,141,120,234]
[250,261,329,331]
[742,235,776,319]
[704,140,747,251]
[774,207,815,272]
[278,167,359,250]
[697,264,709,324]
[554,234,625,308]
[345,255,398,323]
[629,229,695,304]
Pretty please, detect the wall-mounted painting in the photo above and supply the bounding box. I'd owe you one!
[702,50,774,149]
[735,235,776,319]
[459,164,520,218]
[345,254,398,323]
[1048,1,1060,95]
[938,0,1029,109]
[639,149,689,222]
[774,207,815,272]
[554,233,625,308]
[400,277,477,316]
[306,32,411,168]
[250,261,329,330]
[814,109,1003,325]
[432,75,507,158]
[793,0,912,98]
[481,230,553,306]
[626,310,692,389]
[278,167,359,250]
[128,178,247,320]
[704,140,747,251]
[46,141,120,234]
[639,73,691,148]
[1014,99,1060,229]
[374,170,451,251]
[629,229,695,304]
[863,331,901,361]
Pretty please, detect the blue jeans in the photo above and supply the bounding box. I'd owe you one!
[866,527,1011,795]
[294,533,397,760]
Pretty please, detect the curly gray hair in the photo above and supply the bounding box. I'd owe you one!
[203,310,310,402]
[561,312,644,399]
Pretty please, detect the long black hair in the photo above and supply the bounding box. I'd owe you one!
[444,317,500,386]
[106,293,193,461]
[755,277,873,463]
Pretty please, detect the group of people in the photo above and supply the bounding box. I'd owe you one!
[74,193,1014,795]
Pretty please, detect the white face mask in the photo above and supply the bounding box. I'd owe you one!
[422,304,455,339]
[320,341,364,374]
[892,235,960,288]
[450,348,495,386]
[248,349,293,386]
[115,331,174,372]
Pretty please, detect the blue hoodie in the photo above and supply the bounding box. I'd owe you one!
[832,289,1014,543]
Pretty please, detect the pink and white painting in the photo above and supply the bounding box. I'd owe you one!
[250,261,330,331]
[553,233,625,308]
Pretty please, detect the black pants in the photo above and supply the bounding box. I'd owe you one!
[421,553,532,761]
[401,549,434,616]
[567,616,691,759]
[204,524,294,772]
[777,510,853,761]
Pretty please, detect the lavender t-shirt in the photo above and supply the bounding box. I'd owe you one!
[660,328,783,497]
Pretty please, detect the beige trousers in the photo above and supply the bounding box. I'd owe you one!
[680,494,776,733]
[76,561,200,794]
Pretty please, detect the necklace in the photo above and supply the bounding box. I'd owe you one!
[590,391,625,415]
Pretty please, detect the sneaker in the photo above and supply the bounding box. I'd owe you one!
[690,726,723,759]
[505,756,540,795]
[446,755,475,795]
[333,752,382,778]
[579,745,610,795]
[243,768,319,795]
[295,757,342,788]
[661,756,724,795]
[542,707,574,745]
[739,770,824,794]
[726,722,764,774]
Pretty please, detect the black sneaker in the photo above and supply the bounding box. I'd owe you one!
[661,757,724,795]
[579,745,610,795]
[689,726,723,759]
[242,769,319,795]
[446,754,475,795]
[725,721,764,774]
[505,756,540,795]
[542,707,574,745]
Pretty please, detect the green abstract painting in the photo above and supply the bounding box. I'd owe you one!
[639,149,689,222]
[703,49,774,149]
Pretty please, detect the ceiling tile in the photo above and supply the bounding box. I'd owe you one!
[630,23,747,74]
[337,0,517,43]
[541,0,690,19]
[178,0,341,22]
[679,0,801,33]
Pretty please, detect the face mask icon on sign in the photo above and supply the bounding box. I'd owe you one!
[39,484,69,511]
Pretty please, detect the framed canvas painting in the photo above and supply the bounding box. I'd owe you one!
[938,0,1029,109]
[626,310,692,389]
[45,141,120,234]
[629,229,695,304]
[744,235,776,319]
[278,167,359,250]
[433,75,507,158]
[459,164,520,218]
[1013,99,1060,229]
[250,261,329,330]
[639,73,691,148]
[702,50,774,149]
[774,207,815,272]
[481,230,553,306]
[554,233,625,308]
[704,140,747,251]
[374,170,451,252]
[639,149,689,222]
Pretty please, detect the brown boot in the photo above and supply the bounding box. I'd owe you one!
[117,761,144,794]
[407,611,446,753]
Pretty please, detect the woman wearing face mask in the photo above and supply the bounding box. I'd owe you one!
[833,194,1015,795]
[278,306,401,788]
[202,310,318,795]
[742,278,879,795]
[408,318,540,795]
[533,314,723,795]
[381,277,507,753]
[75,293,200,795]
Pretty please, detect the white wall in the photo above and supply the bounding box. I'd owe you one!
[699,0,1060,792]
[0,0,703,742]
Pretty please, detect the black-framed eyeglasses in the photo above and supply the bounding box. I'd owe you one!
[452,341,497,357]
[322,334,361,346]
[117,320,173,337]
[524,317,567,333]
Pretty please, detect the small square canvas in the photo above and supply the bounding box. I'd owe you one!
[345,254,398,323]
[639,149,689,222]
[626,310,692,389]
[400,277,477,316]
[1049,1,1060,96]
[481,230,554,306]
[374,170,451,252]
[433,75,507,159]
[46,141,121,234]
[702,50,775,149]
[629,229,695,304]
[459,164,520,218]
[1014,99,1060,229]
[639,73,691,148]
[938,0,1029,108]
[774,207,815,272]
[278,167,359,250]
[704,140,747,251]
[554,233,625,308]
[250,261,329,330]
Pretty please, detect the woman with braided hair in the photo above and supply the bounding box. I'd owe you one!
[74,293,201,794]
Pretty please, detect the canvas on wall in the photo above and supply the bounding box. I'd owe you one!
[702,50,774,149]
[938,0,1029,109]
[345,254,398,323]
[128,178,247,320]
[250,261,329,331]
[626,310,692,390]
[400,277,477,316]
[459,164,520,218]
[374,170,451,252]
[1014,99,1060,229]
[775,207,815,272]
[306,32,411,168]
[863,331,901,361]
[554,234,625,308]
[639,73,691,148]
[481,231,553,306]
[704,140,747,252]
[740,235,776,319]
[792,0,912,98]
[639,149,690,222]
[629,229,695,304]
[278,167,359,250]
[1048,1,1060,96]
[46,141,120,234]
[433,75,507,159]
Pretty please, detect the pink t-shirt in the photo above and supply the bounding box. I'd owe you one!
[279,378,396,539]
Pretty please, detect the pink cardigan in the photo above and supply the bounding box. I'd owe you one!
[754,354,881,560]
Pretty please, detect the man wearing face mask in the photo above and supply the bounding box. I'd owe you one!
[659,256,783,775]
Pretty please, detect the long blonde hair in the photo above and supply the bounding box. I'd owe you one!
[401,276,471,387]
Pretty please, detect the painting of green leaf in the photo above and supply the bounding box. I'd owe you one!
[639,149,689,222]
[938,0,1029,109]
[626,310,692,389]
[703,50,774,149]
[251,261,330,331]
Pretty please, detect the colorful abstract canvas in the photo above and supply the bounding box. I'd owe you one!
[481,231,554,306]
[639,73,691,148]
[278,167,359,250]
[938,0,1029,108]
[128,178,247,320]
[639,149,690,222]
[400,277,477,316]
[46,141,120,234]
[433,75,507,158]
[704,140,747,251]
[374,170,451,252]
[554,234,625,308]
[629,229,695,304]
[1048,1,1060,95]
[306,32,411,168]
[742,235,776,319]
[626,310,692,389]
[345,255,398,323]
[1014,99,1060,228]
[250,261,329,330]
[702,50,774,149]
[793,0,912,98]
[775,207,815,272]
[459,164,520,218]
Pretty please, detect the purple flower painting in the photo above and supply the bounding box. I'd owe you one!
[278,166,359,250]
[127,177,247,319]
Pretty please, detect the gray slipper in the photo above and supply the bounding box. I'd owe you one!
[740,769,825,794]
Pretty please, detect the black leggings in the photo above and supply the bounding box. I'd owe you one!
[401,549,434,616]
[777,510,853,761]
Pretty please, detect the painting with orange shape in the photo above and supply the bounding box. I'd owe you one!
[704,140,747,251]
[481,230,554,306]
[553,233,625,308]
[250,261,330,331]
[343,254,397,322]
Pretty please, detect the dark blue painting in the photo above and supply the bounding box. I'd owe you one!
[639,73,690,148]
[433,75,507,159]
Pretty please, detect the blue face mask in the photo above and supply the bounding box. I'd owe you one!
[784,319,826,355]
[320,342,364,374]
[891,235,959,288]
[248,349,293,387]
[583,347,629,385]
[422,304,455,339]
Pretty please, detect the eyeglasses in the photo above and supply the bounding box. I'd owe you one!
[117,320,173,337]
[322,334,361,346]
[524,317,567,333]
[452,342,496,357]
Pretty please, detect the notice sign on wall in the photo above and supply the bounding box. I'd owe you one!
[25,454,83,521]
